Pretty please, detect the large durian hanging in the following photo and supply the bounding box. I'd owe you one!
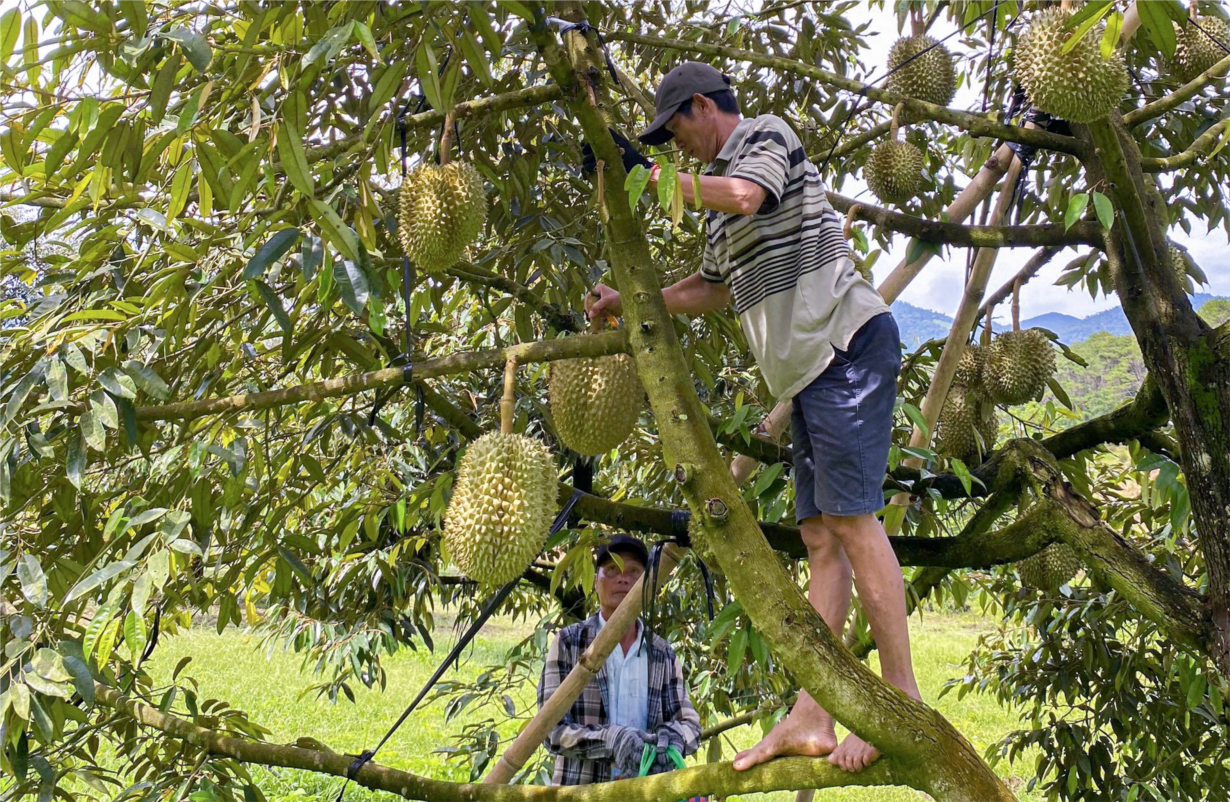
[1014,7,1129,123]
[886,34,958,107]
[1169,13,1230,83]
[935,384,998,464]
[954,342,986,390]
[865,104,924,206]
[1018,542,1082,591]
[983,328,1056,405]
[443,359,557,586]
[397,126,486,274]
[549,320,644,456]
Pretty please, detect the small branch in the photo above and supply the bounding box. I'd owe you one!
[1140,117,1230,172]
[444,261,584,332]
[1125,51,1230,126]
[57,330,628,424]
[977,247,1065,322]
[829,192,1101,249]
[607,31,1088,158]
[96,684,899,801]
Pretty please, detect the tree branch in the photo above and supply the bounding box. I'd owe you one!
[606,31,1088,158]
[1140,117,1230,172]
[1124,52,1230,126]
[977,247,1066,321]
[96,683,898,801]
[829,193,1101,248]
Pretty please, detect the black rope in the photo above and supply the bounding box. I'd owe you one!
[819,0,1010,174]
[671,510,716,622]
[1189,15,1230,56]
[333,491,585,800]
[544,17,621,83]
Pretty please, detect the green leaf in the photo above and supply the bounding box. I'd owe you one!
[61,654,95,706]
[18,554,47,607]
[367,61,408,116]
[458,29,493,88]
[149,54,180,125]
[276,122,314,197]
[1091,191,1114,231]
[300,235,323,281]
[277,545,315,586]
[352,21,379,61]
[307,200,360,263]
[333,260,371,315]
[117,0,148,38]
[66,430,86,489]
[121,361,170,400]
[415,40,442,112]
[64,560,134,604]
[0,9,20,64]
[1137,0,1178,60]
[1064,0,1113,30]
[1062,2,1112,54]
[1102,11,1123,59]
[656,161,677,210]
[244,228,301,280]
[165,27,211,72]
[1064,192,1089,231]
[123,610,147,662]
[98,368,137,399]
[254,280,293,334]
[46,357,67,402]
[31,649,72,683]
[902,402,929,439]
[949,458,974,496]
[80,409,105,451]
[84,588,124,658]
[90,390,119,429]
[726,626,748,674]
[624,164,651,213]
[4,365,44,424]
[1048,377,1075,410]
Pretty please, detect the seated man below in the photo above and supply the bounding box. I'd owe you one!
[537,534,701,785]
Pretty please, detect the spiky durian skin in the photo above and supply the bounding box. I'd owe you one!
[983,329,1056,405]
[865,139,924,205]
[955,343,986,390]
[936,385,998,464]
[549,354,644,456]
[1014,8,1129,123]
[1169,16,1230,83]
[1018,542,1081,591]
[886,35,958,106]
[397,161,487,273]
[443,431,556,587]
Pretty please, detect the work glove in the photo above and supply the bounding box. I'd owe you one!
[581,128,652,176]
[608,725,652,774]
[647,728,688,774]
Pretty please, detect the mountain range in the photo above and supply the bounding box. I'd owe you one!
[891,293,1225,346]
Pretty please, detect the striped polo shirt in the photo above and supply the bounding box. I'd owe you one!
[701,114,889,400]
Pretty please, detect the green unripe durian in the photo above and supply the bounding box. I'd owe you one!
[397,161,487,273]
[886,35,957,107]
[983,329,1056,405]
[1018,542,1081,591]
[1014,8,1128,123]
[1169,15,1230,84]
[549,354,644,456]
[865,139,924,205]
[443,431,556,586]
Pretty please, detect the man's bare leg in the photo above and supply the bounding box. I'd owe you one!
[824,511,921,772]
[733,517,852,770]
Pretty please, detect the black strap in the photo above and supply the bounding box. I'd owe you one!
[333,490,584,800]
[670,510,716,622]
[544,17,620,83]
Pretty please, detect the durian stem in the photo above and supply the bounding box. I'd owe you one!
[842,204,864,241]
[1189,0,1198,21]
[983,307,993,346]
[910,6,924,37]
[890,102,904,141]
[500,357,517,434]
[1011,278,1021,332]
[438,111,455,166]
[1060,0,1072,11]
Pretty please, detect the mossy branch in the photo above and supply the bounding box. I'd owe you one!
[95,684,901,801]
[606,30,1088,158]
[1140,116,1230,172]
[1124,51,1230,126]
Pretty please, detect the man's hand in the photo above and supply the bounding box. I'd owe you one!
[585,283,622,321]
[581,129,652,176]
[609,725,651,773]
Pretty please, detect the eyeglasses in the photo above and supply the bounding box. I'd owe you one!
[597,563,645,580]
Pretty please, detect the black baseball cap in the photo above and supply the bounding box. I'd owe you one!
[637,61,733,146]
[594,534,649,569]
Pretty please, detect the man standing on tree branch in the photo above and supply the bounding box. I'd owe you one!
[585,61,919,772]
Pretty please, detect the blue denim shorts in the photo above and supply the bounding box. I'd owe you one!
[792,312,902,521]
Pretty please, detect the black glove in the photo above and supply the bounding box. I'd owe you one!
[608,725,651,774]
[581,128,652,176]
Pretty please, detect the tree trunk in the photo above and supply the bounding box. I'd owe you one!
[1083,115,1230,674]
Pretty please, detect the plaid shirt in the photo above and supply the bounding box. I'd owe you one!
[538,613,701,786]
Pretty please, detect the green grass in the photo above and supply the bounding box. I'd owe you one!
[138,611,1041,801]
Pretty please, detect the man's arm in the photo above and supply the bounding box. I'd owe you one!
[652,647,702,759]
[586,272,730,321]
[649,169,767,216]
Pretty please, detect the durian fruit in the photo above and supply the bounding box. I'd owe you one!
[865,139,924,205]
[1169,15,1230,83]
[886,35,958,107]
[1014,7,1129,124]
[935,385,998,464]
[852,254,875,283]
[397,161,486,273]
[954,343,986,390]
[982,329,1056,405]
[443,431,556,586]
[1018,542,1082,591]
[549,353,644,456]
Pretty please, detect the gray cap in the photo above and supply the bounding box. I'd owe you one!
[637,61,733,146]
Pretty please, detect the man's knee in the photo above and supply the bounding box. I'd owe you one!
[820,512,876,544]
[799,516,843,560]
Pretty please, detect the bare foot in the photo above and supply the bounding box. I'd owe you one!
[732,703,837,771]
[828,732,879,772]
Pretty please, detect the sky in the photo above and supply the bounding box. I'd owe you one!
[834,3,1230,322]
